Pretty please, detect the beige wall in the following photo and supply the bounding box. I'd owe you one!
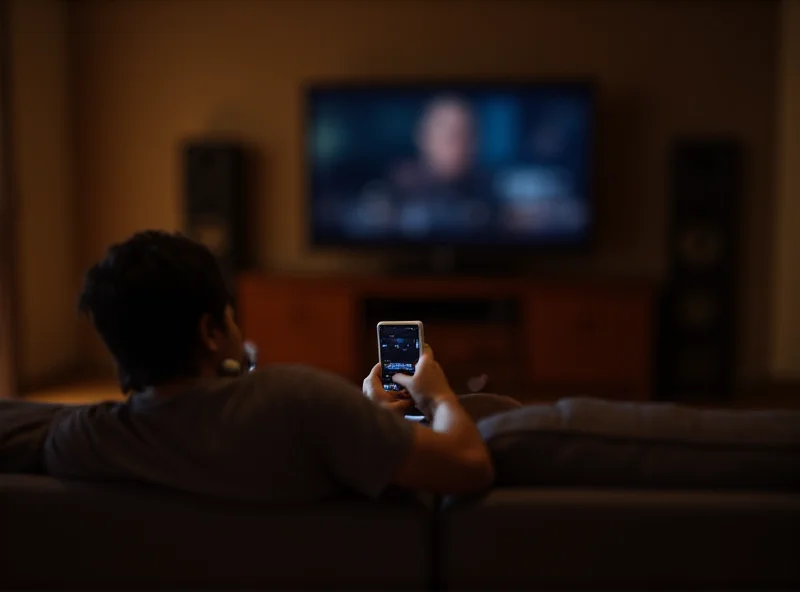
[70,0,779,381]
[10,0,78,389]
[772,0,800,380]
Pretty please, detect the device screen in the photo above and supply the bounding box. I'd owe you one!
[378,324,421,391]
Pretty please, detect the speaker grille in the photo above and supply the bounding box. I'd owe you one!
[658,138,741,401]
[182,141,250,290]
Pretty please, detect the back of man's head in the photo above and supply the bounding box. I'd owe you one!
[78,230,230,393]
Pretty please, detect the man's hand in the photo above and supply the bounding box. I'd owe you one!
[362,363,414,415]
[391,346,457,419]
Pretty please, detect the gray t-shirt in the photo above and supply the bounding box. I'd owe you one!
[43,365,415,503]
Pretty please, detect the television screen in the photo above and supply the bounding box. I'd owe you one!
[307,83,593,247]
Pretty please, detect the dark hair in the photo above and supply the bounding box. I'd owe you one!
[79,230,231,393]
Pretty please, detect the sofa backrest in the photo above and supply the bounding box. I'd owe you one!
[0,474,432,590]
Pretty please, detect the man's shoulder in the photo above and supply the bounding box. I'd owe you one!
[235,363,354,388]
[225,364,361,405]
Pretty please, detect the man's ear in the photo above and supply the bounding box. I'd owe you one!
[198,313,219,353]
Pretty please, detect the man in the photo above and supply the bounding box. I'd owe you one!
[43,231,493,502]
[356,96,496,236]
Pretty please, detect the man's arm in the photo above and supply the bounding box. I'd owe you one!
[290,356,493,497]
[362,359,493,493]
[394,396,494,494]
[389,353,494,494]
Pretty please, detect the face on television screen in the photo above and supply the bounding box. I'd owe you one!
[306,85,592,246]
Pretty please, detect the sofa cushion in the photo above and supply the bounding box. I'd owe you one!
[478,397,800,490]
[458,392,523,422]
[0,400,70,473]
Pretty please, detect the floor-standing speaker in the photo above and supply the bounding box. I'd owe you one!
[183,141,250,293]
[657,138,742,401]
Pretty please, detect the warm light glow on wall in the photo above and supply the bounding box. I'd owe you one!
[772,0,800,380]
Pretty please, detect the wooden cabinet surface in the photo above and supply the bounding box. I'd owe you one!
[238,274,655,400]
[238,276,356,378]
[524,287,652,399]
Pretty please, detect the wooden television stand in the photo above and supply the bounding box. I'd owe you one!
[238,273,656,401]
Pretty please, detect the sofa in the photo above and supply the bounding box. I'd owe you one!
[2,396,799,590]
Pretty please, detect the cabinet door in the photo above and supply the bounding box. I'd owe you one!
[525,288,652,397]
[238,277,357,380]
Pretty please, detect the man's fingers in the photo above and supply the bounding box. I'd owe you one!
[364,363,384,396]
[417,350,434,368]
[387,399,414,413]
[392,372,412,388]
[369,364,383,384]
[368,363,381,382]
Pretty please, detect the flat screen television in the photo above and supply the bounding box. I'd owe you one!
[306,82,594,249]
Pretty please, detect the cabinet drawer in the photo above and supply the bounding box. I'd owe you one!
[525,290,652,387]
